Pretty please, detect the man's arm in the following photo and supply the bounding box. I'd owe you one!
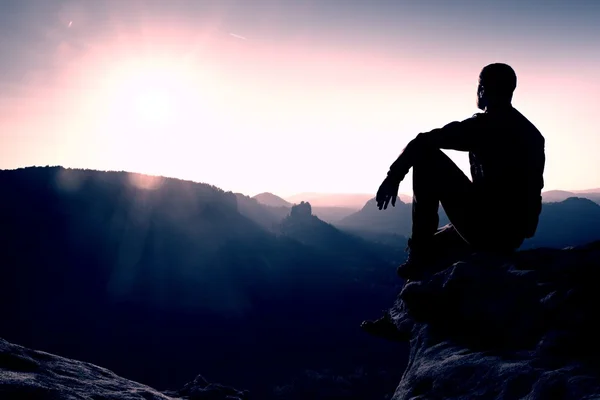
[387,114,483,181]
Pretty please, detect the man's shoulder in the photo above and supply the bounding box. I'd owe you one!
[438,113,486,134]
[512,107,545,141]
[464,112,486,122]
[456,112,486,127]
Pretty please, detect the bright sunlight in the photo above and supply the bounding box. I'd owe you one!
[81,55,219,176]
[104,59,198,128]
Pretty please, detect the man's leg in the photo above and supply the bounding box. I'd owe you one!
[397,149,479,279]
[361,150,481,339]
[411,148,474,244]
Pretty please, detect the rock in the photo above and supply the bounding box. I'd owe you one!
[290,201,312,218]
[391,241,600,400]
[0,338,248,400]
[172,374,249,400]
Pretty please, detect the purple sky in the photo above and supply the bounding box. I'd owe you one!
[1,0,599,195]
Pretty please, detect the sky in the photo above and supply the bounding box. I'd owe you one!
[1,0,599,197]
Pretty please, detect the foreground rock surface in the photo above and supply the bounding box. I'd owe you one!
[390,241,600,400]
[0,338,248,400]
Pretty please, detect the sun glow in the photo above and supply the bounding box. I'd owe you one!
[77,54,222,175]
[103,59,202,128]
[133,90,173,124]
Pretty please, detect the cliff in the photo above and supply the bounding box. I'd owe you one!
[389,241,600,399]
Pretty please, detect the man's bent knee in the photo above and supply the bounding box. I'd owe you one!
[413,148,458,179]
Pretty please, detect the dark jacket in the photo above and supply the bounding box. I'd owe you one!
[389,106,545,239]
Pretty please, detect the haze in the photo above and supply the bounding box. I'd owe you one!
[1,0,599,196]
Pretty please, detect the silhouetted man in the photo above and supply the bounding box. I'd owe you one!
[378,63,545,280]
[361,63,545,339]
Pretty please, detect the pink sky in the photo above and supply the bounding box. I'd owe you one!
[1,0,599,196]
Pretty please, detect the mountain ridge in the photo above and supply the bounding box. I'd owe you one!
[542,189,600,204]
[0,166,404,397]
[252,191,359,223]
[285,192,413,208]
[253,192,293,208]
[336,195,600,248]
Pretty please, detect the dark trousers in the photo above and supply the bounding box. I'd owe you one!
[411,149,522,255]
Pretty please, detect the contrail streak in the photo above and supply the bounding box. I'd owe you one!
[230,33,247,40]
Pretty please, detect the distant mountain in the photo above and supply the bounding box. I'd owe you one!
[253,192,292,208]
[522,197,600,249]
[279,202,404,269]
[337,195,600,249]
[575,191,600,204]
[285,188,599,209]
[336,198,411,236]
[285,193,372,209]
[238,194,355,225]
[311,206,357,223]
[542,189,600,205]
[0,166,404,398]
[235,193,289,231]
[251,193,359,224]
[237,197,406,267]
[542,190,577,203]
[336,197,449,237]
[400,194,413,203]
[285,192,413,208]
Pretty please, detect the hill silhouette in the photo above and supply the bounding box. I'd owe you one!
[337,197,411,236]
[572,190,600,204]
[336,197,450,237]
[234,192,289,231]
[542,189,600,204]
[522,197,600,249]
[279,202,405,272]
[285,193,373,209]
[286,192,413,208]
[337,196,600,248]
[311,206,358,223]
[542,190,579,203]
[253,192,293,208]
[252,192,361,224]
[0,166,405,398]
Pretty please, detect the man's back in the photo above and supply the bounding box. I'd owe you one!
[469,107,545,238]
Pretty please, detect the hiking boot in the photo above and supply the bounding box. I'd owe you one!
[360,311,409,342]
[396,238,434,280]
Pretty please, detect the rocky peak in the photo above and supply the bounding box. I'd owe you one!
[290,201,312,218]
[389,241,600,400]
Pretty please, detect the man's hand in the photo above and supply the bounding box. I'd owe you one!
[376,176,400,210]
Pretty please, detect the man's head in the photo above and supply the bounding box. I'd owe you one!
[477,63,517,110]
